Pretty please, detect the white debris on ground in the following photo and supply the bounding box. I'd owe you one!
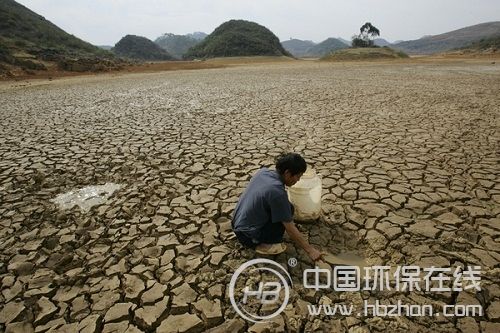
[50,183,123,211]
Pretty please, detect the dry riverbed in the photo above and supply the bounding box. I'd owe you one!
[0,59,499,332]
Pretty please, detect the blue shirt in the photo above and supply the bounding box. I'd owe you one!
[232,168,293,239]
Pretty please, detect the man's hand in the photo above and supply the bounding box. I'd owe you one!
[306,247,322,262]
[283,221,322,262]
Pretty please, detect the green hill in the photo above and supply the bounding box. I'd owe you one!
[322,47,409,61]
[113,35,175,61]
[393,21,500,54]
[155,33,204,59]
[304,38,348,57]
[0,0,117,74]
[184,20,291,59]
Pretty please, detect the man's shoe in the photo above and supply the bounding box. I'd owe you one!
[255,243,287,255]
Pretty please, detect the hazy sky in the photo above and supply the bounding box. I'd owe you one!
[15,0,500,45]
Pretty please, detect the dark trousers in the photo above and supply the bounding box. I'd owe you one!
[233,222,285,249]
[232,204,293,249]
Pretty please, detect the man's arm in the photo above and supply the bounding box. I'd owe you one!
[283,221,322,261]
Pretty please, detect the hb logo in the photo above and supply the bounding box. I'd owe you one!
[229,258,292,322]
[242,281,282,304]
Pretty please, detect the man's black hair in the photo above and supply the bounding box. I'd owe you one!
[275,153,307,176]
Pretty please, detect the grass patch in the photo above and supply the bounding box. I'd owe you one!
[322,47,409,61]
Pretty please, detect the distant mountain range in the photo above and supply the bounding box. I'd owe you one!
[451,34,500,54]
[284,21,500,57]
[374,38,391,47]
[282,37,394,57]
[280,39,316,57]
[282,38,348,57]
[155,32,207,59]
[305,38,349,57]
[392,21,500,54]
[186,32,208,41]
[337,37,351,45]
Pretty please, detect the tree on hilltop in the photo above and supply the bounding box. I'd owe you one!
[352,22,380,47]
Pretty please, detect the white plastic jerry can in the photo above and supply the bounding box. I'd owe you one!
[287,167,322,222]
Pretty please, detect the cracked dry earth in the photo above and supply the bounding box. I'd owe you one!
[0,60,499,333]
